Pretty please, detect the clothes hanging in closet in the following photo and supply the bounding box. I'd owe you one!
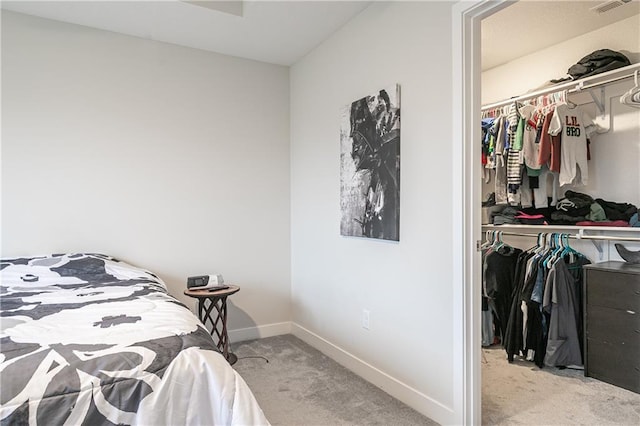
[537,108,560,174]
[549,103,597,186]
[482,94,598,209]
[543,254,590,367]
[503,244,541,364]
[501,234,590,368]
[493,116,508,205]
[483,242,523,344]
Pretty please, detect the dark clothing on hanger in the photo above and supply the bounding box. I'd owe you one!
[503,250,536,362]
[543,255,590,367]
[503,238,590,368]
[484,246,523,341]
[522,254,549,368]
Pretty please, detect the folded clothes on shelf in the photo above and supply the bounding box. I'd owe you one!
[486,189,639,227]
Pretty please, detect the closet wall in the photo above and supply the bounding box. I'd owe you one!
[482,15,640,104]
[481,13,640,261]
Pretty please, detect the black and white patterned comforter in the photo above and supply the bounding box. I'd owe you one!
[0,253,268,425]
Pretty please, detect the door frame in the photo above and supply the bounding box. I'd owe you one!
[451,1,513,424]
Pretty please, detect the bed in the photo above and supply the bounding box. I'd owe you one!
[0,253,269,425]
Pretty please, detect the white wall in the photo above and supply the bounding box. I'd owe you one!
[1,11,292,333]
[290,2,456,423]
[481,14,640,209]
[482,14,640,104]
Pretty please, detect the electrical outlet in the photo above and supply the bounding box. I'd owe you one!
[362,309,370,330]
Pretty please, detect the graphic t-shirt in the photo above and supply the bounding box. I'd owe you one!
[548,103,595,186]
[519,104,542,173]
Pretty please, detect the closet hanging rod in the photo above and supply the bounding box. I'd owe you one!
[481,63,640,112]
[577,234,640,242]
[486,231,578,239]
[486,230,640,243]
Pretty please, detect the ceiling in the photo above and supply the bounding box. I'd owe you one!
[1,1,638,69]
[482,0,640,71]
[0,1,371,66]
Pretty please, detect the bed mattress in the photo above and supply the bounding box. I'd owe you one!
[0,253,269,425]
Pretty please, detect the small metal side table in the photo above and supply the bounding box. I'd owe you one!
[184,285,240,365]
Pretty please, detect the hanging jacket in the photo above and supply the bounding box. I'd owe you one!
[543,256,590,367]
[503,250,536,362]
[484,246,523,340]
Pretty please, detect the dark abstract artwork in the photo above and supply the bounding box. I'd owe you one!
[340,84,400,241]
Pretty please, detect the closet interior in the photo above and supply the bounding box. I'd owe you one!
[480,1,640,423]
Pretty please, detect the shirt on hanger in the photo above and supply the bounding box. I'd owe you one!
[519,104,543,173]
[548,103,596,186]
[537,108,561,172]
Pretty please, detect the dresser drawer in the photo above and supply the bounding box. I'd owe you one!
[586,304,640,350]
[585,270,640,311]
[586,340,640,394]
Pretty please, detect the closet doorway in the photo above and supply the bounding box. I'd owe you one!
[472,1,640,425]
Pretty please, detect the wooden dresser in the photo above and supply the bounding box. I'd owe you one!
[583,261,640,394]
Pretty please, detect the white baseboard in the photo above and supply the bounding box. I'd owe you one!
[228,321,291,342]
[291,323,454,425]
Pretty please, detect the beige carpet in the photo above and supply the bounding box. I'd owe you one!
[231,334,437,426]
[482,346,640,425]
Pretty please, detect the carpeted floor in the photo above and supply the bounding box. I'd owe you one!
[231,335,640,425]
[482,346,640,425]
[231,334,438,426]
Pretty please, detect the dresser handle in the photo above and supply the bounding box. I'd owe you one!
[627,310,636,315]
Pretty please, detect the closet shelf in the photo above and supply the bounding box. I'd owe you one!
[482,223,640,242]
[481,62,640,111]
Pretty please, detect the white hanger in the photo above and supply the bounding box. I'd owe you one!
[563,89,577,109]
[620,70,640,108]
